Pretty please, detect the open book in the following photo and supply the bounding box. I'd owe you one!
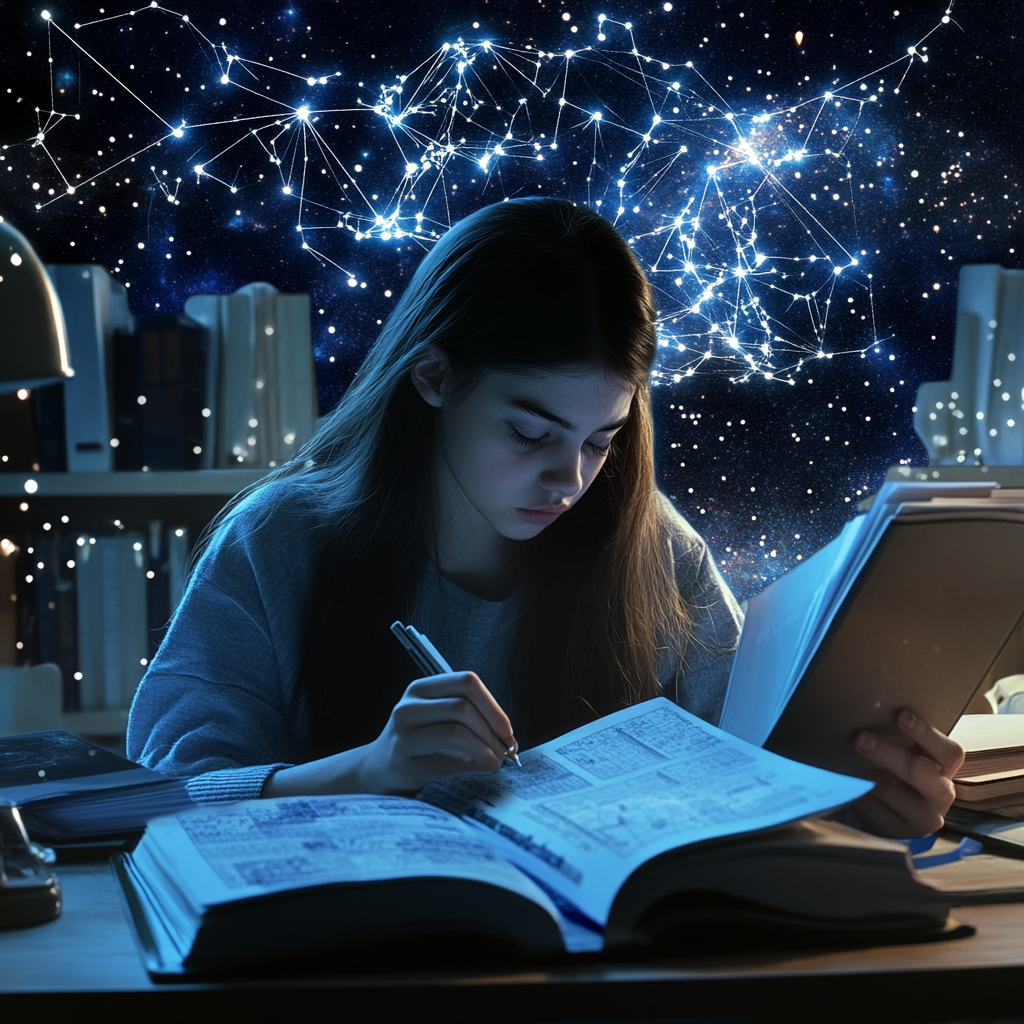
[720,481,1024,775]
[114,699,958,977]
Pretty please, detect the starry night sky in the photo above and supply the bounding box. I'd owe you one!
[1,0,1020,598]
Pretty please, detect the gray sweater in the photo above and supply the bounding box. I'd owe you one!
[127,481,744,802]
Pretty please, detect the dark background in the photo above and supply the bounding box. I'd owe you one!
[1,0,1019,597]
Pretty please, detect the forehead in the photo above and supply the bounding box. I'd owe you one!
[478,366,634,426]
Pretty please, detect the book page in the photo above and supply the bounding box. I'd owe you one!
[420,698,872,926]
[141,794,559,919]
[719,519,862,745]
[951,714,1024,753]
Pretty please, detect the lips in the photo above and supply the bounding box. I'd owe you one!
[516,506,568,525]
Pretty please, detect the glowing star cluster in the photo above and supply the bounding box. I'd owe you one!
[9,3,957,386]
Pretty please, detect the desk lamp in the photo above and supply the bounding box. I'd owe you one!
[0,218,73,395]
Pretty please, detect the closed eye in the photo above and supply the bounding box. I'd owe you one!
[509,425,546,451]
[509,424,615,457]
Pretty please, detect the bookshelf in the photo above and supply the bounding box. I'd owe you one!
[0,469,268,539]
[0,470,269,498]
[1,469,269,746]
[887,465,1024,486]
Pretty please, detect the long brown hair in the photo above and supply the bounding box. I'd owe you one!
[194,198,690,754]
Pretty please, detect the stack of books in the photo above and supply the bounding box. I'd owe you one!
[950,715,1024,813]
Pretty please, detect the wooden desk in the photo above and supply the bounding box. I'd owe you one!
[4,862,1024,1023]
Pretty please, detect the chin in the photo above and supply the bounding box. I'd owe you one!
[495,513,551,540]
[500,522,548,541]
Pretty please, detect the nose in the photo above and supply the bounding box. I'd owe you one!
[538,448,584,501]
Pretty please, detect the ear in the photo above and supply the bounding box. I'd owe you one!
[410,346,448,409]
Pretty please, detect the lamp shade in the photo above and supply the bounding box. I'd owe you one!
[0,218,73,395]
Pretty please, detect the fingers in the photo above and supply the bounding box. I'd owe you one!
[364,719,506,795]
[895,708,965,779]
[852,709,960,837]
[394,693,507,762]
[400,723,505,775]
[855,729,956,811]
[405,671,516,749]
[854,776,948,837]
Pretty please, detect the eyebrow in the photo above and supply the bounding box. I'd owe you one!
[509,400,628,434]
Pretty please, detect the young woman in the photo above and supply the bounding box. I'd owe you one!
[127,197,961,837]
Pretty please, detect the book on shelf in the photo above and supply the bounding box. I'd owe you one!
[13,533,77,707]
[0,729,192,848]
[113,698,969,978]
[166,526,189,614]
[112,313,208,471]
[15,531,79,709]
[29,380,67,472]
[184,282,317,469]
[76,532,149,711]
[44,264,133,473]
[0,389,41,472]
[720,480,1024,776]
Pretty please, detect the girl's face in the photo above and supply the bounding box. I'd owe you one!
[420,360,634,542]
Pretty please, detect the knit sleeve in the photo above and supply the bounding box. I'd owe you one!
[126,483,318,802]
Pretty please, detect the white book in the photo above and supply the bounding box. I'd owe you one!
[271,292,316,465]
[75,538,104,711]
[183,282,316,468]
[180,295,221,470]
[45,264,133,472]
[221,290,260,467]
[76,533,148,710]
[915,264,1024,466]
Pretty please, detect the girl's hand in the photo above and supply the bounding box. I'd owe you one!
[851,708,965,837]
[262,672,517,798]
[357,671,516,793]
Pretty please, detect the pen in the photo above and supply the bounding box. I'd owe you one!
[390,620,522,768]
